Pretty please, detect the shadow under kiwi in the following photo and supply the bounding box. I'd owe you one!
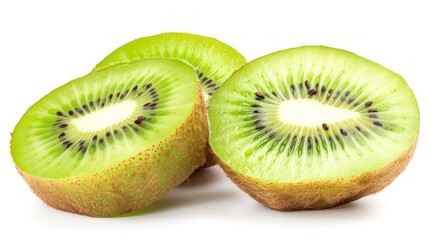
[179,167,221,188]
[118,167,231,217]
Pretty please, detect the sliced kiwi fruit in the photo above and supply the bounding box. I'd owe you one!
[209,46,419,210]
[94,32,247,167]
[10,58,208,217]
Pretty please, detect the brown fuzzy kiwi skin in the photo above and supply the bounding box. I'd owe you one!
[201,144,217,168]
[18,87,208,217]
[213,141,417,210]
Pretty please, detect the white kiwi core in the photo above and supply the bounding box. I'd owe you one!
[72,100,137,132]
[278,99,359,126]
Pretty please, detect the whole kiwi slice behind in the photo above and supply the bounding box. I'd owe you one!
[209,46,420,210]
[94,32,247,167]
[10,58,208,217]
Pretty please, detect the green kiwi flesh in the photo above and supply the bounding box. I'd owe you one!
[10,58,208,216]
[94,32,246,104]
[209,46,419,210]
[94,33,246,167]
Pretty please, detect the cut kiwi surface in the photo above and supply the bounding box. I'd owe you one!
[209,46,419,210]
[95,32,246,104]
[94,32,246,167]
[11,58,208,217]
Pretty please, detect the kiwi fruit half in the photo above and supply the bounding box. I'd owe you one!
[10,58,207,217]
[209,46,419,210]
[94,32,247,167]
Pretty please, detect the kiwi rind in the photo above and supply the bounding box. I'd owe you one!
[213,143,416,210]
[12,59,208,217]
[94,32,247,168]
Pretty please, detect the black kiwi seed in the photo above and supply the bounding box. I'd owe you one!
[132,86,138,92]
[251,104,261,108]
[66,142,73,149]
[322,123,329,131]
[307,137,313,149]
[143,103,151,109]
[106,132,111,137]
[308,89,317,96]
[365,101,373,107]
[63,141,70,146]
[59,123,68,128]
[305,80,310,89]
[56,111,63,116]
[340,129,348,136]
[146,83,152,89]
[368,109,378,113]
[109,94,113,100]
[373,121,383,127]
[76,108,84,114]
[79,146,87,153]
[256,125,265,131]
[134,118,143,125]
[328,89,333,94]
[89,101,94,107]
[253,109,259,113]
[255,92,265,100]
[116,92,121,98]
[355,126,362,131]
[68,110,74,115]
[58,132,66,138]
[208,92,214,96]
[93,135,98,141]
[99,139,104,144]
[321,86,326,93]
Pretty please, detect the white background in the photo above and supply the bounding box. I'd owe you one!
[1,0,427,239]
